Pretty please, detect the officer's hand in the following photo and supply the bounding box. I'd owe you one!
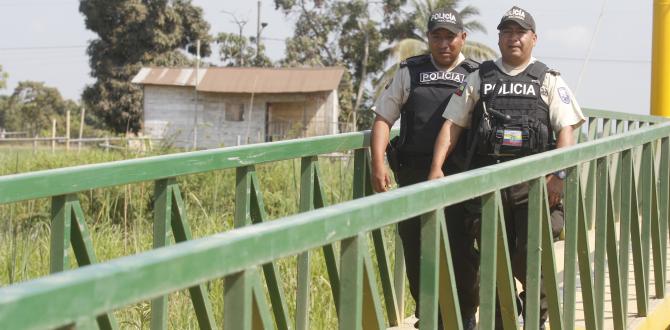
[372,166,392,193]
[427,168,444,180]
[546,175,564,207]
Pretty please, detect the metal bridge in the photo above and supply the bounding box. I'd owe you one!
[0,109,669,330]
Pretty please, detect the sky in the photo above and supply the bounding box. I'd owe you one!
[0,0,655,117]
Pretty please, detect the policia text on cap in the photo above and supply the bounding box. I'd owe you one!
[428,6,586,329]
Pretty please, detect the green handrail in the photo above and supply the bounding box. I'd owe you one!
[0,114,668,330]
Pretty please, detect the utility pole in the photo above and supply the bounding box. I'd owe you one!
[256,1,261,59]
[255,1,268,62]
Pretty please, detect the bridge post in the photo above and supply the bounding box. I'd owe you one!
[651,0,670,117]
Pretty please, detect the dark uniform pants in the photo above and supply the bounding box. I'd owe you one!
[490,182,564,329]
[394,164,480,323]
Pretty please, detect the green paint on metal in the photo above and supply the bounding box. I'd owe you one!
[563,166,579,329]
[50,195,72,274]
[339,234,363,330]
[151,179,174,330]
[371,228,400,326]
[297,156,317,330]
[251,272,274,330]
[479,192,498,330]
[362,248,385,330]
[525,178,543,329]
[70,199,120,330]
[594,157,608,328]
[170,185,218,330]
[2,118,670,330]
[495,195,519,330]
[604,177,625,330]
[630,168,648,316]
[225,270,252,330]
[577,188,598,330]
[619,149,634,320]
[247,166,292,330]
[419,210,440,330]
[437,218,463,330]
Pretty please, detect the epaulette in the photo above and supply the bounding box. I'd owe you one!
[478,60,497,79]
[460,58,480,73]
[399,54,431,68]
[547,68,561,76]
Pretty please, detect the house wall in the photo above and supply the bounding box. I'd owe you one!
[142,86,339,148]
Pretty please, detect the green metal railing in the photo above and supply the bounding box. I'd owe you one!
[0,109,668,330]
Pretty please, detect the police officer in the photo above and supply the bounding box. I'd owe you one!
[370,7,479,329]
[428,6,586,328]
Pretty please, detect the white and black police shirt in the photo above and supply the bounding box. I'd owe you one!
[443,57,585,133]
[373,53,466,124]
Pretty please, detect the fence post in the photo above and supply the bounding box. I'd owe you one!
[78,107,85,153]
[66,110,70,151]
[33,134,38,154]
[52,119,56,153]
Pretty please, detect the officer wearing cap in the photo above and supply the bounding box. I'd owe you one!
[428,6,585,328]
[370,7,480,329]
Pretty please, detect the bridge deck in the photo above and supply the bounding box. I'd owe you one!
[390,227,670,330]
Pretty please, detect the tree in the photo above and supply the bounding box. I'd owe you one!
[79,0,212,133]
[0,65,7,90]
[375,0,497,97]
[216,32,272,67]
[2,81,67,136]
[276,0,403,130]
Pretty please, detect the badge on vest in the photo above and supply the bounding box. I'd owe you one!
[419,71,466,85]
[502,129,523,147]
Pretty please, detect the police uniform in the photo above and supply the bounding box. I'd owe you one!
[374,52,481,323]
[442,56,585,326]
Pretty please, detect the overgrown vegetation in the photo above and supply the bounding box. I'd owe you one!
[0,148,412,328]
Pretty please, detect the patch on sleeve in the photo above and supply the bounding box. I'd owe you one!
[455,83,466,96]
[384,77,393,90]
[557,87,571,104]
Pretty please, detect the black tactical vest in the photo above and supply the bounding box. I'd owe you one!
[398,55,478,160]
[468,60,556,167]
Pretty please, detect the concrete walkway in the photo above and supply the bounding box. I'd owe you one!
[389,228,670,329]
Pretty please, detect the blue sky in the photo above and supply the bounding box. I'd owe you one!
[0,0,654,116]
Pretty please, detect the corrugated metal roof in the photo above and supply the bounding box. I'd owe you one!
[132,66,345,93]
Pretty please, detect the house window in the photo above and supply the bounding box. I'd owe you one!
[225,103,245,121]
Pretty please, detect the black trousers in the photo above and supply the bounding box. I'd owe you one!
[394,165,480,323]
[490,182,565,328]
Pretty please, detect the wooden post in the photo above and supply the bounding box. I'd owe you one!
[65,110,71,151]
[33,134,38,154]
[78,107,85,153]
[105,136,109,152]
[51,119,56,153]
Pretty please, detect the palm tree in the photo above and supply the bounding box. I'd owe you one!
[374,0,497,97]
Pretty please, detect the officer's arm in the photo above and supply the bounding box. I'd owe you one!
[428,120,464,180]
[371,116,393,192]
[555,124,576,149]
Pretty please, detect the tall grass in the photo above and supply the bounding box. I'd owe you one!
[0,147,413,329]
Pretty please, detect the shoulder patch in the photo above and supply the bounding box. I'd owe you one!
[454,82,466,96]
[384,77,393,90]
[557,87,571,104]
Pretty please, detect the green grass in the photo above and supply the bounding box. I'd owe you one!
[0,147,414,329]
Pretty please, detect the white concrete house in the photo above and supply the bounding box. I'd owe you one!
[132,66,345,149]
